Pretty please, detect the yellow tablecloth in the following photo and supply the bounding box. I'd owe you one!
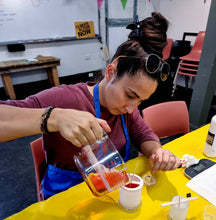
[6,124,216,220]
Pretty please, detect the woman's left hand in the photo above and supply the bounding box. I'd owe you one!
[149,148,181,173]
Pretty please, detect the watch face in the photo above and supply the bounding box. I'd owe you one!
[184,159,216,179]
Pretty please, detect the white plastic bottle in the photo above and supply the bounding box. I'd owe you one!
[203,115,216,158]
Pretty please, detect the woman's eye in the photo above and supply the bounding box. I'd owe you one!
[127,94,134,99]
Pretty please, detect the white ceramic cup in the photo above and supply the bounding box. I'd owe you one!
[118,174,144,212]
[203,205,216,220]
[167,196,189,220]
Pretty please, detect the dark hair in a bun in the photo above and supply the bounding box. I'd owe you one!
[109,13,169,81]
[128,12,168,57]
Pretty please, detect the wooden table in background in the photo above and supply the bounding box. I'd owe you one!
[0,55,61,99]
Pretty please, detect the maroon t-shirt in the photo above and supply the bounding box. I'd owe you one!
[0,82,159,170]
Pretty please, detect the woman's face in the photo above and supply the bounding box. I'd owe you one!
[101,72,158,115]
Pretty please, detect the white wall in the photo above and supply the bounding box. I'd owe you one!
[107,0,211,59]
[151,0,212,43]
[0,0,212,88]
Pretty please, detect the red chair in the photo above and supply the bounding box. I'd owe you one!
[142,101,190,139]
[30,137,47,201]
[138,101,190,156]
[162,38,173,61]
[172,31,205,96]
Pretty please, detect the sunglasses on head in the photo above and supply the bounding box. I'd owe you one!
[113,54,170,82]
[144,54,170,81]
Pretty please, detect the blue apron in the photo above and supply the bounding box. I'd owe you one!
[42,83,130,199]
[42,164,83,199]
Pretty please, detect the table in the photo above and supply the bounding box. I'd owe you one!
[0,55,60,99]
[6,124,215,220]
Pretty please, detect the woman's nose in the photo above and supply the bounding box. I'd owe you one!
[125,101,137,113]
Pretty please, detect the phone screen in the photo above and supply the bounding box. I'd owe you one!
[193,163,205,172]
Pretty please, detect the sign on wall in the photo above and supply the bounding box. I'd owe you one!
[74,21,95,39]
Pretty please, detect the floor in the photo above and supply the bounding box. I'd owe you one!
[0,134,41,219]
[0,71,215,219]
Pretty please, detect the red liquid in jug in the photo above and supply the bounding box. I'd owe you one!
[89,170,129,193]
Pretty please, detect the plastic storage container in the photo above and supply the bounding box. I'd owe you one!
[74,132,129,196]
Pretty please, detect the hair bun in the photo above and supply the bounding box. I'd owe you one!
[151,12,168,33]
[128,12,168,57]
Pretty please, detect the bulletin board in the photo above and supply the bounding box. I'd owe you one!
[0,0,99,45]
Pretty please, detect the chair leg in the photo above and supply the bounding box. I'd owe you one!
[171,64,180,97]
[185,75,189,91]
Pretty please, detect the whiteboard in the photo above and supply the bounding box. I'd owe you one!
[0,0,99,44]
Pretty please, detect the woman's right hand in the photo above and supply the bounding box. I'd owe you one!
[48,108,111,147]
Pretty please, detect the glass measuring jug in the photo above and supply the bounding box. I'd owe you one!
[74,132,129,196]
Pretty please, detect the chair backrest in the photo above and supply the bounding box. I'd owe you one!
[142,101,190,139]
[162,38,173,61]
[171,40,192,58]
[30,137,47,201]
[192,31,205,52]
[180,31,205,61]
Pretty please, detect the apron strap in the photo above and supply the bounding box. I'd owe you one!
[93,83,101,118]
[121,114,130,162]
[93,83,130,162]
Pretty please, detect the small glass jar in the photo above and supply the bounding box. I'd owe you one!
[74,132,129,196]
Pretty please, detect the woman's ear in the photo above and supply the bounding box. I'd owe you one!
[105,63,117,81]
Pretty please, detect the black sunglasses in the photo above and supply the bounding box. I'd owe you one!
[113,54,170,82]
[144,54,170,81]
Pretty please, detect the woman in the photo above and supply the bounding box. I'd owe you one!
[0,13,180,199]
